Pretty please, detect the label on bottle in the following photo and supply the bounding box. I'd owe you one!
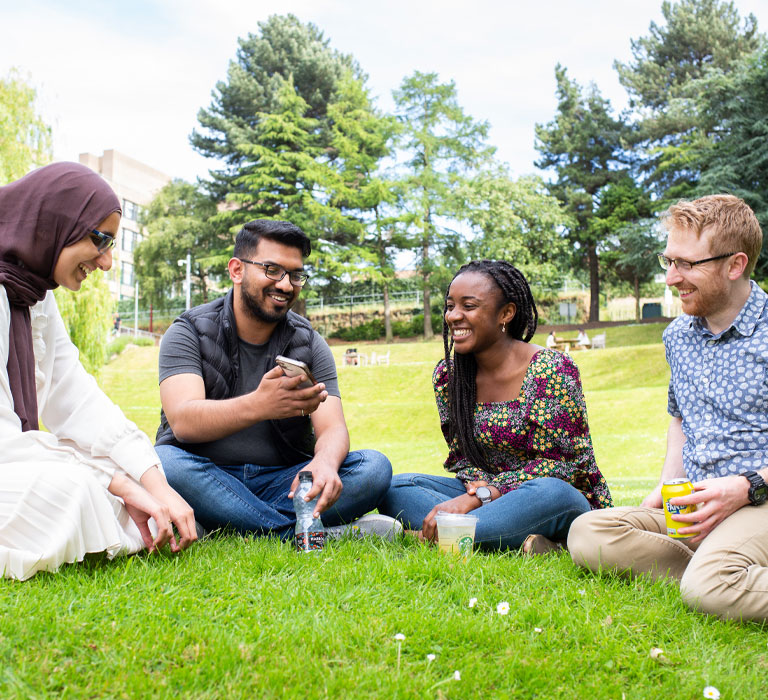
[295,530,325,552]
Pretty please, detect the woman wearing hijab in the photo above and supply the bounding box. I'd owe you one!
[0,162,196,580]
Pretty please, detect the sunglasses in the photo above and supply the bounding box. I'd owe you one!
[89,228,116,254]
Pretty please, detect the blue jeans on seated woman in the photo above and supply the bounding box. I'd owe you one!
[156,445,392,538]
[378,474,590,550]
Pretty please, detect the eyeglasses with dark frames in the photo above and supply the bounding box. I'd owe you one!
[656,252,736,272]
[237,258,309,287]
[89,229,116,254]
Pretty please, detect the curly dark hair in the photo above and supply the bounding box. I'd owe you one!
[441,260,538,469]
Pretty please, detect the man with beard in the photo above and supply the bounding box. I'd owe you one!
[154,220,398,540]
[568,195,768,622]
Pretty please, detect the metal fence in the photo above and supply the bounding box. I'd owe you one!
[121,279,590,326]
[305,289,423,313]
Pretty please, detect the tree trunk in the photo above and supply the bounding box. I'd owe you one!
[422,277,432,339]
[422,235,433,340]
[634,275,641,322]
[383,282,392,343]
[588,243,600,322]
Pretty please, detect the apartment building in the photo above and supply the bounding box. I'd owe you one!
[79,149,170,301]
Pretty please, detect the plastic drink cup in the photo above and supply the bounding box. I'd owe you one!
[662,478,696,538]
[434,512,478,557]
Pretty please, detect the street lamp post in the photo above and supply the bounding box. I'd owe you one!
[134,280,139,338]
[177,253,191,310]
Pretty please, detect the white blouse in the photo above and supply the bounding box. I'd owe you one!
[0,287,159,579]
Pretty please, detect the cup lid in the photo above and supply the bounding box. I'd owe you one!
[434,511,478,523]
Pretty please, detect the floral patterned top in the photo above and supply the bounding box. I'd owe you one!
[434,349,612,510]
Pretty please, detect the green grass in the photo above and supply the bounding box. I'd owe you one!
[3,327,766,698]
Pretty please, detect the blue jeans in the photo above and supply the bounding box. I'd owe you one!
[156,445,392,538]
[378,474,591,550]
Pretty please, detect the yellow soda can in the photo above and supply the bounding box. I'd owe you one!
[662,478,696,538]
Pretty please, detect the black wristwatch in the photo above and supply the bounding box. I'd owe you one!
[741,471,768,506]
[475,486,492,505]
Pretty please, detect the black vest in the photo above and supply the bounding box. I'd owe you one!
[155,290,316,465]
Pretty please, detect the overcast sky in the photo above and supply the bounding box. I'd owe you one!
[2,0,766,183]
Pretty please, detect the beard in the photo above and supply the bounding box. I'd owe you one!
[240,283,295,323]
[677,275,729,319]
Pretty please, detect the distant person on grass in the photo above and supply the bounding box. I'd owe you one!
[379,260,612,552]
[154,220,399,540]
[0,163,196,580]
[569,195,768,622]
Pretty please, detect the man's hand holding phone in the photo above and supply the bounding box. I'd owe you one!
[253,363,327,419]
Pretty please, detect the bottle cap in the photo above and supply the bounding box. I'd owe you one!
[298,470,313,482]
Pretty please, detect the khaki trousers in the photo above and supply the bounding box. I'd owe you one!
[567,504,768,622]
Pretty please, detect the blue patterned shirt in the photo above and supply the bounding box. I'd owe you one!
[664,280,768,482]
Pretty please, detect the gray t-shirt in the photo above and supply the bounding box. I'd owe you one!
[158,321,340,466]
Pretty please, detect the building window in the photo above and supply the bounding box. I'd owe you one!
[123,199,138,221]
[120,229,144,253]
[121,228,134,251]
[121,262,134,287]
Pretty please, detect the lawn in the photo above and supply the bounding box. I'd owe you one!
[2,329,766,699]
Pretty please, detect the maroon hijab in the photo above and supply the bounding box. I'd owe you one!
[0,162,121,431]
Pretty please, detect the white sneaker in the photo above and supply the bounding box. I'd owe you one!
[326,514,403,541]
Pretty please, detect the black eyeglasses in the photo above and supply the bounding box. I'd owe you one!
[89,229,116,254]
[657,252,736,272]
[238,259,309,287]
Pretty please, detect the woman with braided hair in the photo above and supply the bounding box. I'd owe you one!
[379,260,612,552]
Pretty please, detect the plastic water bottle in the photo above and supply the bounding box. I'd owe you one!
[293,471,325,552]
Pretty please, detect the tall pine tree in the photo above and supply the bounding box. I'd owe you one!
[614,0,760,202]
[191,14,360,200]
[535,65,629,322]
[326,74,402,341]
[394,71,493,339]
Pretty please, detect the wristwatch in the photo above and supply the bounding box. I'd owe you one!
[741,471,768,506]
[475,486,492,505]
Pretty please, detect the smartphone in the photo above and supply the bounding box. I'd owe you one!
[275,355,317,388]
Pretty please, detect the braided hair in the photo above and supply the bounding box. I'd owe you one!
[442,260,538,470]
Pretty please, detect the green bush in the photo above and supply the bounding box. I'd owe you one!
[392,311,443,338]
[330,318,385,342]
[330,310,443,341]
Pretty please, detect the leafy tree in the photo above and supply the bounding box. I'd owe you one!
[227,76,324,229]
[54,271,112,378]
[135,179,228,311]
[223,75,365,309]
[0,68,52,184]
[691,47,768,278]
[602,219,664,321]
[614,0,761,201]
[535,65,629,321]
[394,71,494,339]
[593,175,658,320]
[460,167,572,288]
[191,14,360,199]
[325,73,402,341]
